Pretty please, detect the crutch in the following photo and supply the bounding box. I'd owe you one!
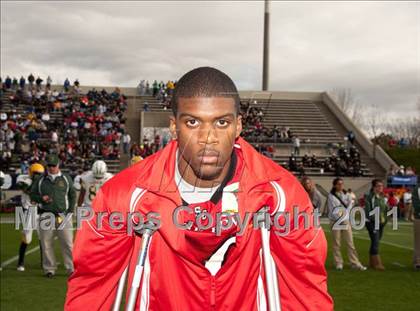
[112,224,156,311]
[112,266,128,311]
[256,207,281,311]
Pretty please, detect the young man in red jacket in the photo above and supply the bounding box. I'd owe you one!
[65,67,333,310]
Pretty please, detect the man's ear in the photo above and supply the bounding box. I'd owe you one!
[235,115,242,139]
[169,116,177,140]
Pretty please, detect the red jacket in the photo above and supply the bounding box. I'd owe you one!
[65,137,333,311]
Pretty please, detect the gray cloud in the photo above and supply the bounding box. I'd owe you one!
[1,1,419,118]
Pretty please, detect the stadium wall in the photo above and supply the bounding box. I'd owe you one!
[140,111,171,143]
[49,85,139,97]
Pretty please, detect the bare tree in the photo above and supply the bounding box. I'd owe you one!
[382,97,420,147]
[417,96,420,116]
[365,104,385,139]
[330,88,365,127]
[384,117,419,146]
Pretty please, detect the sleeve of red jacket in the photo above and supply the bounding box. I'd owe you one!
[270,177,334,311]
[65,188,134,311]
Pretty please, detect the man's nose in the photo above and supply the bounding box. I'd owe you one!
[198,125,218,145]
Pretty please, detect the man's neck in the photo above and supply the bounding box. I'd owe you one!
[177,154,232,189]
[48,170,61,177]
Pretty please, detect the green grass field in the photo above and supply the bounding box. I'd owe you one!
[1,216,419,310]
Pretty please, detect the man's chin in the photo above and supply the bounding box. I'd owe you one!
[194,167,223,181]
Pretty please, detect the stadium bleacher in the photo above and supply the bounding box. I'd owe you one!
[127,90,379,178]
[244,99,343,145]
[0,85,127,184]
[1,78,389,196]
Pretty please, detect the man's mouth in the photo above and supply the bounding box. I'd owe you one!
[197,150,220,165]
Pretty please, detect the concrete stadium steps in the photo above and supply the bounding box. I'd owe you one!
[260,107,323,113]
[314,102,385,177]
[291,170,373,178]
[124,95,379,178]
[145,105,169,112]
[262,107,322,111]
[244,100,320,110]
[263,118,334,124]
[263,116,329,122]
[285,166,373,178]
[270,144,331,156]
[247,141,342,147]
[240,99,381,177]
[244,100,344,144]
[241,99,377,177]
[250,150,374,177]
[246,137,343,145]
[272,154,368,164]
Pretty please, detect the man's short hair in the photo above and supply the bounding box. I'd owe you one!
[171,67,240,116]
[301,176,312,184]
[371,179,383,188]
[332,177,343,186]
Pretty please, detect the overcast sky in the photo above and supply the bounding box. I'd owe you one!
[1,1,419,118]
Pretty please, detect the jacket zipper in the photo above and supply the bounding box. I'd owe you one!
[210,276,216,310]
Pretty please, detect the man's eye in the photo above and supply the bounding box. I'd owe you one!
[216,120,229,127]
[186,120,199,127]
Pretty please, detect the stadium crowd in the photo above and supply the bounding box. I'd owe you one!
[1,75,128,185]
[388,164,417,176]
[239,100,292,144]
[287,145,366,177]
[129,133,171,159]
[138,80,175,110]
[2,74,380,182]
